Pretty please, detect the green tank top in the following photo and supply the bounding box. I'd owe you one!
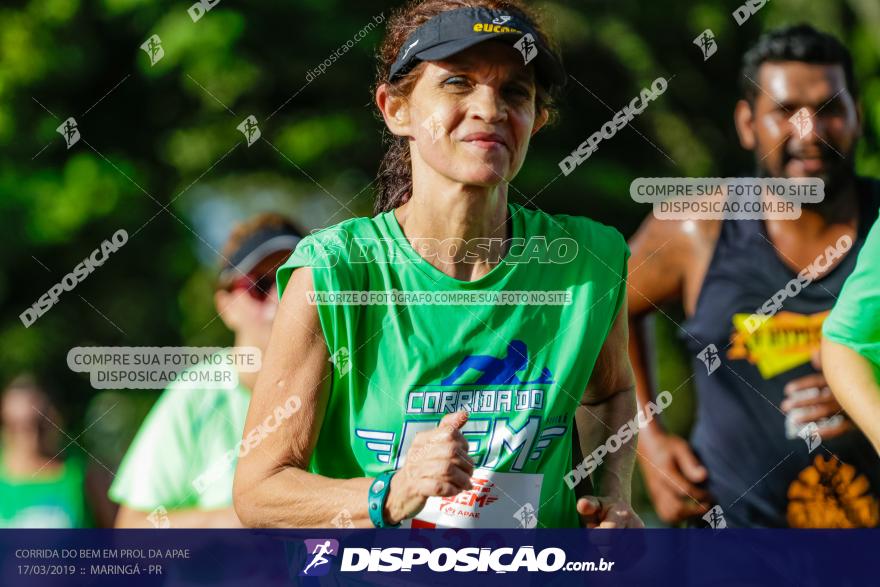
[0,452,89,528]
[277,204,628,528]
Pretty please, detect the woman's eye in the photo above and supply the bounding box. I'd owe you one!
[506,85,532,99]
[443,76,469,87]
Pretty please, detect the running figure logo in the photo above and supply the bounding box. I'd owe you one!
[703,505,727,529]
[693,29,717,61]
[798,422,822,453]
[300,539,339,577]
[378,340,559,472]
[330,346,352,377]
[237,115,261,147]
[56,117,80,149]
[514,503,538,528]
[440,340,553,386]
[514,33,537,66]
[140,34,164,66]
[789,107,813,140]
[696,344,721,375]
[422,111,446,143]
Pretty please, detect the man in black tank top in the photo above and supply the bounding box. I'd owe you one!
[627,25,880,527]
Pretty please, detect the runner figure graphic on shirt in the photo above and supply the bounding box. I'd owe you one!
[440,340,553,386]
[303,541,334,575]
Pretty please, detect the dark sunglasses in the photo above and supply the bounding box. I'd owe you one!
[220,250,291,301]
[228,272,277,301]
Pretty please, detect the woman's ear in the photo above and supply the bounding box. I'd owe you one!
[531,107,550,137]
[376,83,411,137]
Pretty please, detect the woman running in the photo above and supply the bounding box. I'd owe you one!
[234,0,642,529]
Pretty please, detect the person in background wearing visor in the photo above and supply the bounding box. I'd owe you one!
[235,1,643,529]
[111,213,302,528]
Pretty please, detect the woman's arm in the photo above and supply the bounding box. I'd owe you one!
[575,296,644,527]
[232,266,374,527]
[821,337,880,454]
[232,267,473,528]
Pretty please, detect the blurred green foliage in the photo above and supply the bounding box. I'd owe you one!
[1,0,878,524]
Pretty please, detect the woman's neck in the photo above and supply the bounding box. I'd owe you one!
[395,176,511,281]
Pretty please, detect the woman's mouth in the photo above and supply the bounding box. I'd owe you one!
[461,132,508,150]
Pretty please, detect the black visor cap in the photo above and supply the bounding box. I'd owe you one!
[388,7,566,88]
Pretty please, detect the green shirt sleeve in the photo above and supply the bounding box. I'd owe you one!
[607,229,631,324]
[277,225,355,296]
[561,212,631,346]
[277,224,362,356]
[823,211,880,367]
[595,224,630,351]
[108,385,197,511]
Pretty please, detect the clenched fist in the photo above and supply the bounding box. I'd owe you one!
[383,411,475,525]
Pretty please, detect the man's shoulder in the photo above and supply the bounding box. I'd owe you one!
[631,211,721,262]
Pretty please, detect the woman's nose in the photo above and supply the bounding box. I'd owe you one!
[469,86,507,123]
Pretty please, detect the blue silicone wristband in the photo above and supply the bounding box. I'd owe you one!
[368,471,399,528]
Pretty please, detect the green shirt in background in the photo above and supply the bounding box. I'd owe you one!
[278,204,629,529]
[824,210,880,370]
[0,452,89,528]
[108,356,250,513]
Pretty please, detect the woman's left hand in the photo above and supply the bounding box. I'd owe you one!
[577,496,644,528]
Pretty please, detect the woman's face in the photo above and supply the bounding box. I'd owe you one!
[1,388,49,448]
[391,41,547,187]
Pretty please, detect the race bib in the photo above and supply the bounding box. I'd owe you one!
[405,470,543,529]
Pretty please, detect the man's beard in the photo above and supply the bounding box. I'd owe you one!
[755,142,857,208]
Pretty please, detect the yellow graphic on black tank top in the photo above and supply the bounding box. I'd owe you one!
[786,455,878,528]
[728,311,828,379]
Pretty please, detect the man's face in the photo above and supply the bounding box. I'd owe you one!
[739,61,860,184]
[214,251,288,350]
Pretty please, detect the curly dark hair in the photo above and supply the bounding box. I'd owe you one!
[373,0,562,214]
[741,24,857,104]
